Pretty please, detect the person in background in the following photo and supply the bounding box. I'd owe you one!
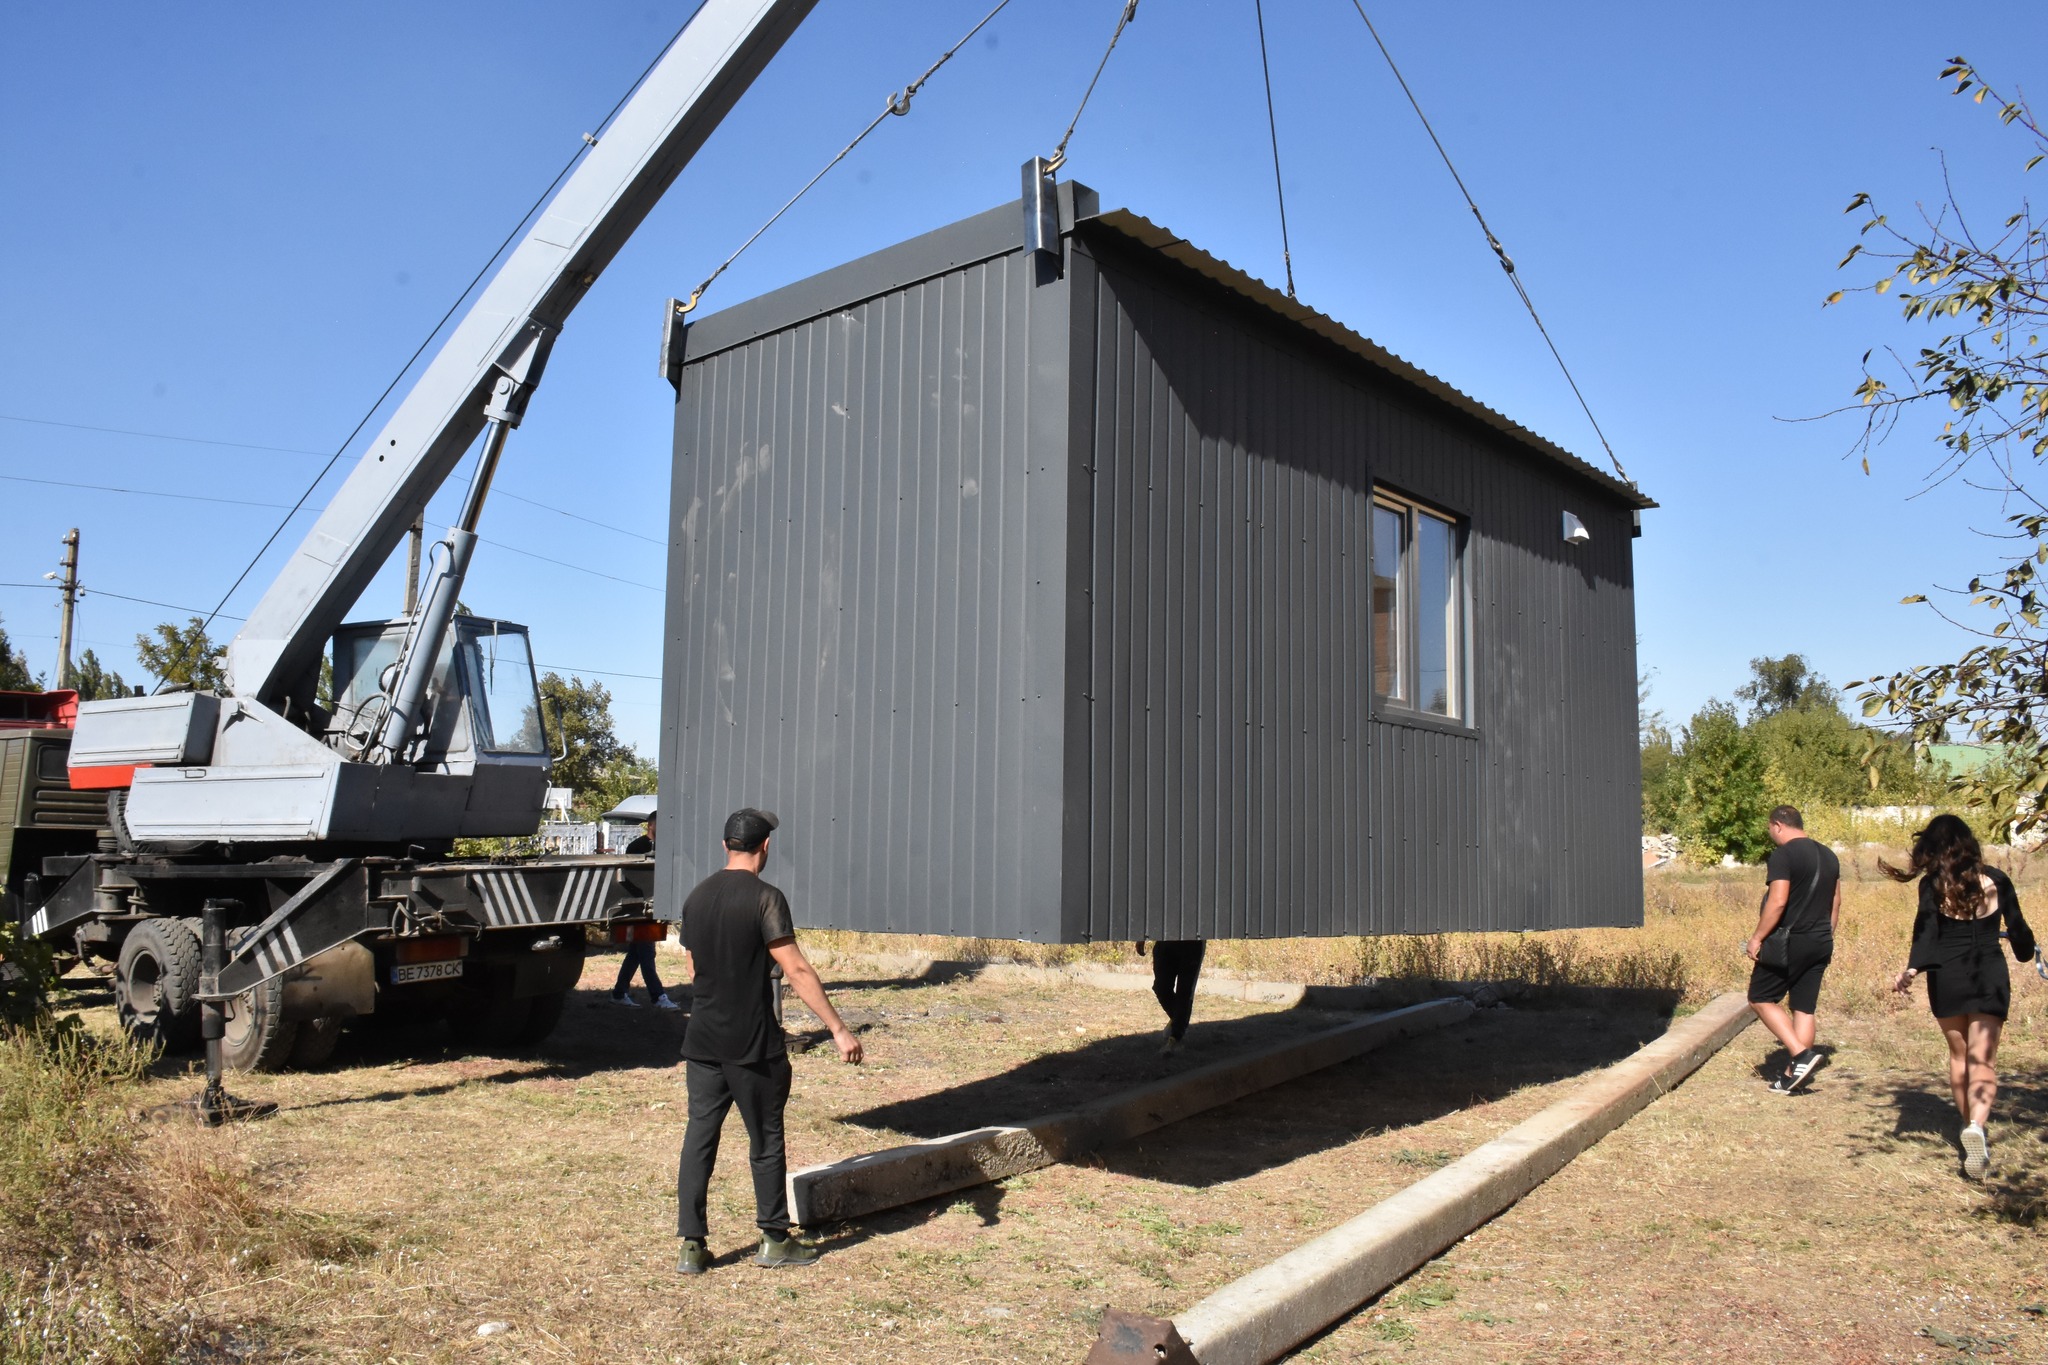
[1886,814,2037,1180]
[1744,805,1840,1094]
[614,810,680,1011]
[675,809,863,1275]
[1139,938,1207,1055]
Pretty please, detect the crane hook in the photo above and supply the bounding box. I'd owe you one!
[887,88,914,116]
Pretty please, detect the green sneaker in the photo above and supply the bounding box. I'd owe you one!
[753,1230,821,1268]
[676,1238,709,1276]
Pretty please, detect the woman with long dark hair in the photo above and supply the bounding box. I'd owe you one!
[1883,814,2036,1179]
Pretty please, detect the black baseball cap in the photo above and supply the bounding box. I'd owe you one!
[722,807,780,849]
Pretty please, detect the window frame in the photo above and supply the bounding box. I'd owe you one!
[1369,489,1468,725]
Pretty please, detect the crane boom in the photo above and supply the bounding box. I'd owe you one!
[227,0,820,708]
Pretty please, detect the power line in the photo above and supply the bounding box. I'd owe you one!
[11,578,654,685]
[0,580,244,621]
[1,472,299,510]
[1346,1,1629,485]
[0,412,323,455]
[1251,0,1295,299]
[0,412,664,544]
[535,661,660,682]
[3,471,660,590]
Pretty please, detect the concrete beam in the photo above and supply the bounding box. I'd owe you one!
[788,997,1473,1225]
[1154,992,1755,1365]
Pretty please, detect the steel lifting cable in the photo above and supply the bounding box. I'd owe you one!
[148,12,707,692]
[1043,0,1141,173]
[679,0,1017,314]
[1251,0,1296,299]
[1347,1,1631,486]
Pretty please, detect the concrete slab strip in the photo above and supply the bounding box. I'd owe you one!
[788,997,1475,1226]
[1163,991,1756,1365]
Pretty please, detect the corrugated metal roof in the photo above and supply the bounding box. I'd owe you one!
[1080,208,1654,511]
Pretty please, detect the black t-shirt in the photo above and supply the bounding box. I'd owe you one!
[1765,837,1840,938]
[679,869,796,1063]
[624,833,653,855]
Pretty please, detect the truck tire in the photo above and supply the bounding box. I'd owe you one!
[446,981,533,1054]
[511,989,568,1046]
[219,930,299,1073]
[115,918,203,1050]
[288,1017,344,1069]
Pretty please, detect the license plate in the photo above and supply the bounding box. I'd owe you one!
[391,960,466,985]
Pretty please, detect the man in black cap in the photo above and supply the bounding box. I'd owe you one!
[674,808,863,1275]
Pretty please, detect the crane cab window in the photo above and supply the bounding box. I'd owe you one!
[457,623,547,755]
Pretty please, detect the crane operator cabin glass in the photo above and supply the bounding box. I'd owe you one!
[459,624,547,754]
[331,619,546,757]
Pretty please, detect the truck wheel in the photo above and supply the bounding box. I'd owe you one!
[219,931,299,1073]
[115,918,203,1050]
[446,982,533,1054]
[511,990,568,1046]
[288,1017,345,1069]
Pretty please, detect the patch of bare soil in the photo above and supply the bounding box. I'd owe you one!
[78,953,2047,1363]
[1292,1017,2048,1364]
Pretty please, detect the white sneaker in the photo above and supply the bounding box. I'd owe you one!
[613,993,642,1009]
[654,994,681,1012]
[1159,1026,1181,1056]
[1961,1123,1990,1180]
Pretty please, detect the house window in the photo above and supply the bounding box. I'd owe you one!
[1371,493,1463,720]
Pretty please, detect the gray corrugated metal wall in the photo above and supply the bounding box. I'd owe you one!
[663,209,1642,941]
[661,247,1074,938]
[1072,233,1639,939]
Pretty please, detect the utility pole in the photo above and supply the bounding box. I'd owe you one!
[405,517,423,616]
[55,528,78,691]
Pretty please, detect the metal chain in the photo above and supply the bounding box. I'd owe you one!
[679,0,1017,315]
[1044,0,1141,173]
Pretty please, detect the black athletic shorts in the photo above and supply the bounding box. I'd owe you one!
[1747,935,1833,1015]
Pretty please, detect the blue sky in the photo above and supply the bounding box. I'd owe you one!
[4,1,2045,756]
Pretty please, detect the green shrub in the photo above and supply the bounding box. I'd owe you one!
[1677,702,1771,863]
[0,920,63,1031]
[0,1025,147,1258]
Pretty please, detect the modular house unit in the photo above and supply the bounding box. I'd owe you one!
[655,183,1653,943]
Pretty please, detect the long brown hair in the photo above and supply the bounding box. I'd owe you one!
[1879,813,1988,919]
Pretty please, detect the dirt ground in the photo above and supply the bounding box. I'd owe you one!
[69,944,2048,1364]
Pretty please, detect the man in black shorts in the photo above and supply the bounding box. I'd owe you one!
[1745,805,1842,1094]
[674,809,863,1275]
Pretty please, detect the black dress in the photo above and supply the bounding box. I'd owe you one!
[1906,866,2037,1019]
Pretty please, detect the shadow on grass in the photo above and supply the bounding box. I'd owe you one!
[837,995,1678,1196]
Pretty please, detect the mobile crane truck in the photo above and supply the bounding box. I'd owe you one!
[14,0,824,1069]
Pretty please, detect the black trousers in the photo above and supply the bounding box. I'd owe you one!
[677,1055,792,1238]
[1151,939,1207,1039]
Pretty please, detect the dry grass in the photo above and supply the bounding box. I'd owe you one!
[809,846,2048,1032]
[18,850,2046,1362]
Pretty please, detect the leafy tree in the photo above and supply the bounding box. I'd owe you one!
[1638,668,1682,831]
[538,673,624,790]
[136,617,225,692]
[1827,59,2048,829]
[1676,701,1771,863]
[585,751,659,822]
[69,648,133,701]
[1735,654,1838,720]
[0,614,35,691]
[1641,717,1683,832]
